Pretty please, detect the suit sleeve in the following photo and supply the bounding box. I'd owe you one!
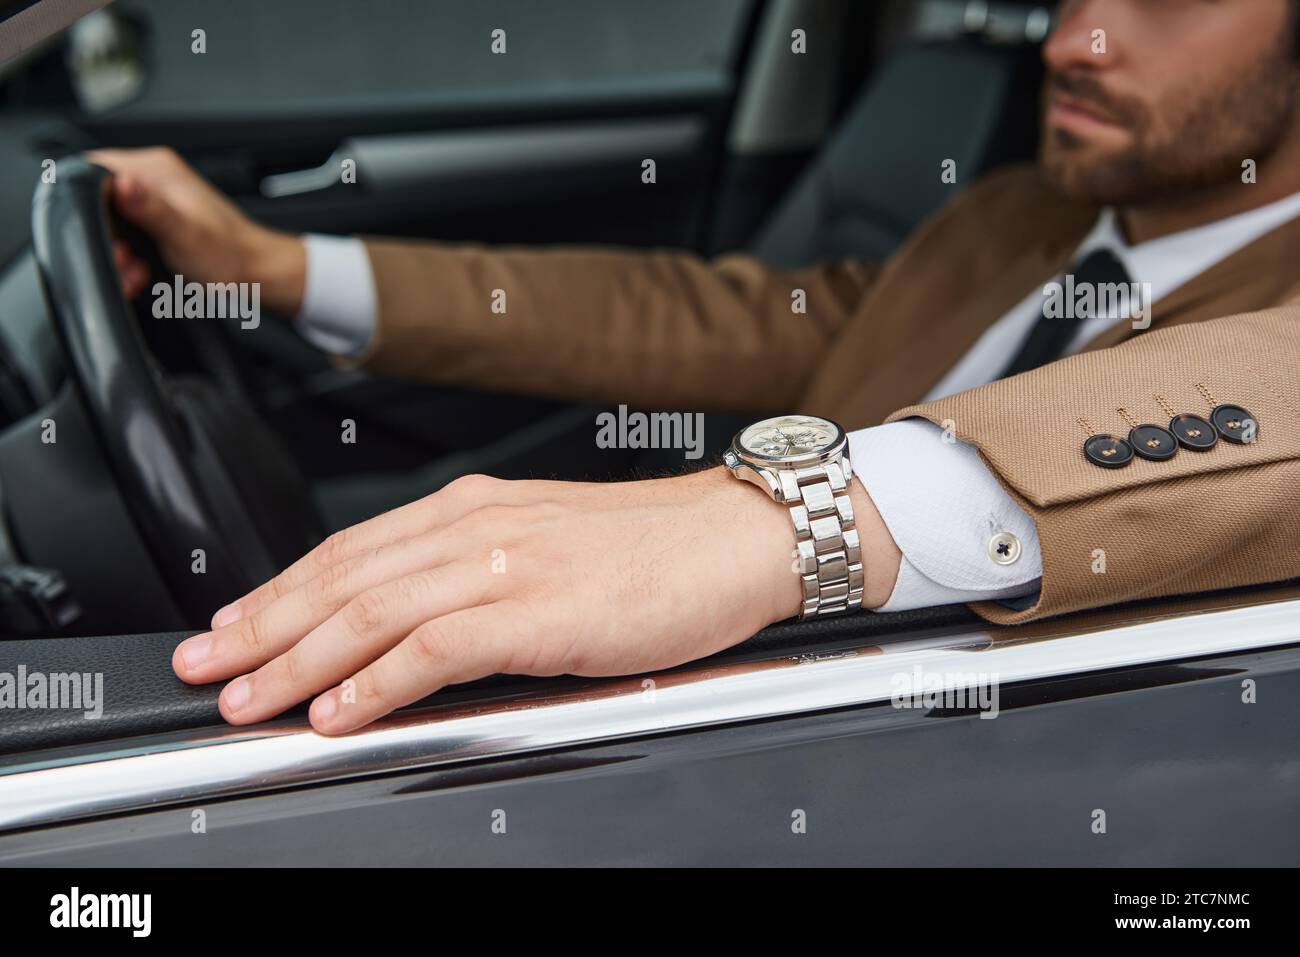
[884,305,1300,624]
[349,239,878,411]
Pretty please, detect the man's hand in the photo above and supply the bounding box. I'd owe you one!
[172,468,902,734]
[86,147,306,314]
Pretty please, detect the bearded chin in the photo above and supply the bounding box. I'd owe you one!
[1039,133,1153,206]
[1047,137,1280,207]
[1040,135,1164,206]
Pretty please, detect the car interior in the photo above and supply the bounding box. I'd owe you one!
[0,0,1296,810]
[0,0,1050,640]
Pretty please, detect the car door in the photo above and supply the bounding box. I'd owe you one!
[2,585,1298,865]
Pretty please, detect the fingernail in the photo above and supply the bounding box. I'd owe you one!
[212,602,243,629]
[178,635,211,670]
[223,677,252,714]
[312,693,337,725]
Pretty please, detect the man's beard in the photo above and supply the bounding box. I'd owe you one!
[1040,54,1298,206]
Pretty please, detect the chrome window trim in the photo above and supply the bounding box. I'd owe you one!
[1,597,1298,833]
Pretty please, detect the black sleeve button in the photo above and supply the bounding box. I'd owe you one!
[1169,413,1218,451]
[1128,424,1178,461]
[1211,404,1258,444]
[1084,433,1134,468]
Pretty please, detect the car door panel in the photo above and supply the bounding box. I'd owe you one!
[3,640,1297,865]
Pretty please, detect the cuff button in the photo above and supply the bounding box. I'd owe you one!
[1084,433,1134,469]
[1211,404,1258,444]
[1169,413,1218,451]
[988,531,1022,565]
[1128,423,1178,461]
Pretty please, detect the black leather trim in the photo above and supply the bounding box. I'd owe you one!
[5,577,1296,759]
[0,606,979,757]
[0,632,212,757]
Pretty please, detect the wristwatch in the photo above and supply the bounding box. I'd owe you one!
[723,414,863,620]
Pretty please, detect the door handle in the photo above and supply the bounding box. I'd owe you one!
[258,118,704,198]
[259,149,346,198]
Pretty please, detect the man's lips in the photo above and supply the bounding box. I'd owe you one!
[1046,91,1127,135]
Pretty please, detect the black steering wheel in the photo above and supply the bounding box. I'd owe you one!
[31,156,323,625]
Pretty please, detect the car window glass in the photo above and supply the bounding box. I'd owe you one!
[101,0,753,116]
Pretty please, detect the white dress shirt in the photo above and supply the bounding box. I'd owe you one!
[297,234,379,356]
[294,187,1300,611]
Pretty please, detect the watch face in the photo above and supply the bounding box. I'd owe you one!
[737,415,843,464]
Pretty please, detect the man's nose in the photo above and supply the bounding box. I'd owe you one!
[1043,0,1117,74]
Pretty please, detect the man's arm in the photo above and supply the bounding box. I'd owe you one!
[169,304,1300,734]
[348,237,874,411]
[88,147,878,412]
[172,466,904,733]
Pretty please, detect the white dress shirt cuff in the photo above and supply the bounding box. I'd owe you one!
[848,419,1043,612]
[295,234,378,358]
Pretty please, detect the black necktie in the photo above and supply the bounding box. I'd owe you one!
[997,248,1132,379]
